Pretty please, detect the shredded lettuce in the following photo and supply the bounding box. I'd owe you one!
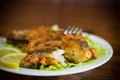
[40,64,64,71]
[20,64,39,69]
[0,37,6,47]
[0,37,23,52]
[85,35,107,57]
[41,62,80,71]
[27,62,78,71]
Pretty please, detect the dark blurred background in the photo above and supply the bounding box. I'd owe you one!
[0,0,120,80]
[0,0,119,36]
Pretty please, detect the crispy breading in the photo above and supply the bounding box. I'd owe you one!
[62,34,98,63]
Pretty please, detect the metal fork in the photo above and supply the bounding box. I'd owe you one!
[63,26,83,35]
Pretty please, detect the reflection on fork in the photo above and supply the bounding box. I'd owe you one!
[63,26,83,35]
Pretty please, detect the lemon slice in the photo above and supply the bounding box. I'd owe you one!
[0,47,21,58]
[0,53,26,69]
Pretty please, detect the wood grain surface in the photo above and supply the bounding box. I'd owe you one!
[0,1,120,80]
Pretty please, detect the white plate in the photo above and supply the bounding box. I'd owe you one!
[0,33,113,76]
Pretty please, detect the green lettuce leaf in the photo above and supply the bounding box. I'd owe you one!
[85,35,107,57]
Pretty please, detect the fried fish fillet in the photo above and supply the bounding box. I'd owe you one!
[62,34,98,63]
[7,26,62,48]
[21,48,65,67]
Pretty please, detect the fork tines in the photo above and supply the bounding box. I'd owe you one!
[63,26,83,35]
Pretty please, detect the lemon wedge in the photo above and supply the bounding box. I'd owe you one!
[0,53,26,69]
[0,47,21,58]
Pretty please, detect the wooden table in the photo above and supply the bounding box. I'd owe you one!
[0,2,120,80]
